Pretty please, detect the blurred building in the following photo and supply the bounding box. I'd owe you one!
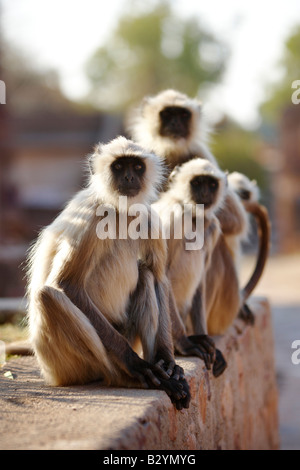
[0,109,123,297]
[275,106,300,252]
[261,105,300,253]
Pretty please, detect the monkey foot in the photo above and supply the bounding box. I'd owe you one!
[186,334,216,370]
[154,358,185,381]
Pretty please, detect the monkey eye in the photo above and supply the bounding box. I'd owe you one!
[134,164,143,171]
[210,180,219,191]
[113,163,123,171]
[160,109,171,119]
[181,109,191,119]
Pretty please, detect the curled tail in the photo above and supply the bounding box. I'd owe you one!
[5,341,34,356]
[241,202,271,301]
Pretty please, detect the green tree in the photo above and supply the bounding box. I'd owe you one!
[260,25,300,123]
[85,1,228,111]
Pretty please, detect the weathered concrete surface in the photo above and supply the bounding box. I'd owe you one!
[241,254,300,450]
[0,297,279,450]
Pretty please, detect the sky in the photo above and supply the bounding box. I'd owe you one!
[2,0,300,129]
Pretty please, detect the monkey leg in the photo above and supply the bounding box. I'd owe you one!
[128,264,178,374]
[206,237,241,335]
[184,285,216,370]
[167,283,214,374]
[154,277,191,410]
[32,285,170,391]
[127,264,160,365]
[31,286,114,386]
[127,266,189,408]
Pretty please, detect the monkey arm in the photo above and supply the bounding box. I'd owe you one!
[139,235,191,408]
[127,261,176,373]
[139,234,178,368]
[168,282,215,371]
[168,283,189,341]
[154,278,191,409]
[188,283,227,377]
[189,281,207,335]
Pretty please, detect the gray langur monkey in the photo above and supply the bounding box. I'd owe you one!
[128,89,270,335]
[228,171,271,324]
[153,158,228,377]
[26,136,190,410]
[228,172,260,204]
[127,88,217,169]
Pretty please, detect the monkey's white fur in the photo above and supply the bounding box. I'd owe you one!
[91,136,165,208]
[128,89,218,167]
[228,171,260,202]
[165,158,226,217]
[27,137,174,388]
[128,89,255,336]
[153,159,226,325]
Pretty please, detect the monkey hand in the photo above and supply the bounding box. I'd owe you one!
[175,334,216,371]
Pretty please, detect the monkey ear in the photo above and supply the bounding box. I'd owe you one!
[94,143,103,155]
[224,171,229,187]
[194,99,203,114]
[88,144,103,175]
[140,96,151,114]
[168,165,181,184]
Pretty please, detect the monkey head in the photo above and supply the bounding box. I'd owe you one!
[89,136,165,208]
[128,89,209,160]
[110,156,146,198]
[168,158,227,216]
[159,105,192,139]
[228,172,260,202]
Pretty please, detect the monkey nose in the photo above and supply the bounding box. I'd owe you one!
[125,175,134,182]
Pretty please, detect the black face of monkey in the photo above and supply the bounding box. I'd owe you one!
[190,175,219,208]
[237,189,251,200]
[159,106,192,139]
[111,156,146,197]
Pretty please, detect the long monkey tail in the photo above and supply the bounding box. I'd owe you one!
[241,201,271,301]
[4,341,34,356]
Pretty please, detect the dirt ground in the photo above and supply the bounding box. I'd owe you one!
[241,253,300,450]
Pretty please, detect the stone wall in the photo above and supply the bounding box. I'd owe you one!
[0,297,279,450]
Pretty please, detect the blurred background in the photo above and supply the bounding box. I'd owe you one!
[0,0,299,449]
